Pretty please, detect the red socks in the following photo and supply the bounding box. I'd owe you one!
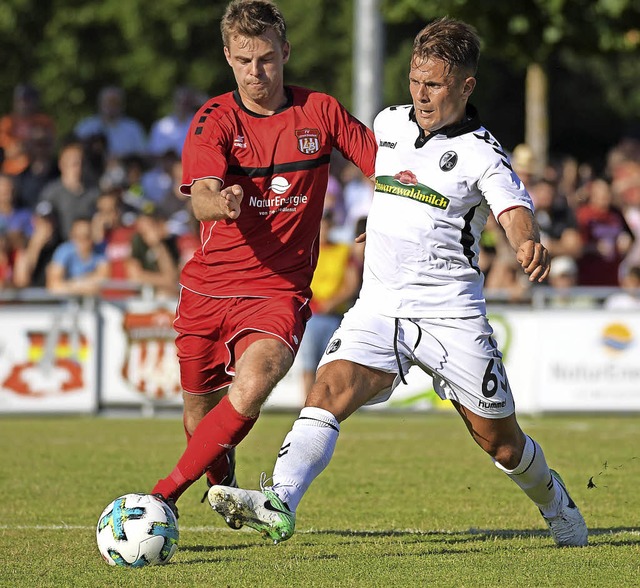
[152,395,257,501]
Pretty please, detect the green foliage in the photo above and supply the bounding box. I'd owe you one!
[1,413,639,587]
[0,0,638,160]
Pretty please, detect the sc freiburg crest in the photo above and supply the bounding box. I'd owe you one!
[295,128,321,154]
[439,151,458,171]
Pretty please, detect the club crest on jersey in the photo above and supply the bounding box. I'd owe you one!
[295,128,321,154]
[326,339,341,354]
[439,151,458,171]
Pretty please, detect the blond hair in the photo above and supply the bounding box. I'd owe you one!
[221,0,287,47]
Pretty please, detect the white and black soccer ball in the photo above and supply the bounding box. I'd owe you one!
[96,493,179,567]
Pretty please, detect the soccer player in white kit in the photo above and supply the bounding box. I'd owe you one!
[208,17,588,548]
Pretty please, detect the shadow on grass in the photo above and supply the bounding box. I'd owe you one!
[309,526,640,545]
[173,526,640,565]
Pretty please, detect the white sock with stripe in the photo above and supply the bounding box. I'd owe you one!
[271,406,340,512]
[493,435,562,517]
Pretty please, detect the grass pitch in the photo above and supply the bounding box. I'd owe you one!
[0,411,639,587]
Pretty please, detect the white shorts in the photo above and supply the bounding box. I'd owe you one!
[317,300,515,418]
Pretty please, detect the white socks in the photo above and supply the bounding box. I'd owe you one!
[494,435,562,517]
[271,406,340,512]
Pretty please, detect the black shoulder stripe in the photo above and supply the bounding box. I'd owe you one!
[194,103,222,134]
[228,153,331,178]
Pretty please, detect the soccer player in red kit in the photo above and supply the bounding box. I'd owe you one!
[150,0,377,512]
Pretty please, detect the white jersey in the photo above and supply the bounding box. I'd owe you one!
[360,104,533,318]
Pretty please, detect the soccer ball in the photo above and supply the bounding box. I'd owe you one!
[96,493,179,567]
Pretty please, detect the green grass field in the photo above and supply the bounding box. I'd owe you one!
[1,411,639,587]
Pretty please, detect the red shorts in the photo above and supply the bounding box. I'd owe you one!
[174,287,311,394]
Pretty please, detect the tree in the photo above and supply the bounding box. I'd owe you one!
[381,0,640,174]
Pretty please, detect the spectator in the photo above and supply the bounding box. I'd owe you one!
[46,216,109,296]
[0,173,33,253]
[528,178,582,259]
[39,140,100,240]
[0,83,56,176]
[74,86,147,161]
[510,143,537,188]
[576,178,634,286]
[0,173,32,288]
[298,209,363,395]
[92,189,137,281]
[141,149,180,206]
[118,155,150,214]
[12,121,59,211]
[608,150,640,277]
[0,233,12,289]
[156,158,199,238]
[148,86,199,157]
[604,266,640,310]
[127,210,180,298]
[323,172,345,228]
[546,255,595,309]
[482,212,529,301]
[338,161,374,242]
[13,201,62,289]
[81,131,110,189]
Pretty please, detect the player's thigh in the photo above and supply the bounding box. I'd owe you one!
[413,315,515,419]
[309,359,396,422]
[230,337,294,415]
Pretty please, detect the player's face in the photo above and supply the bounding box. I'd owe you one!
[224,29,290,115]
[409,56,476,135]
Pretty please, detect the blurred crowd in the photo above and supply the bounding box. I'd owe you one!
[480,141,640,309]
[0,83,202,299]
[1,81,640,315]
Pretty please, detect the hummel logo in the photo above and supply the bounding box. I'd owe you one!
[379,140,397,149]
[264,500,291,515]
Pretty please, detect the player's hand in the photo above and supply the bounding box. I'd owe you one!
[517,240,550,282]
[355,231,366,243]
[221,184,243,220]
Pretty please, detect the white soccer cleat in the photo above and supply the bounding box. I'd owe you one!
[542,469,588,547]
[208,475,295,544]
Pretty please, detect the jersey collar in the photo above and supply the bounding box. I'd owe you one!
[232,87,294,117]
[410,104,482,148]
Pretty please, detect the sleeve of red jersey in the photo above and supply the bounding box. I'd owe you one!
[329,98,377,178]
[180,109,230,196]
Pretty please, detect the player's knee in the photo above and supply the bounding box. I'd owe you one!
[489,442,523,470]
[306,380,357,420]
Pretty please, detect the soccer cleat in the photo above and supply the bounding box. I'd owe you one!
[221,447,238,488]
[200,448,238,503]
[541,469,588,547]
[154,493,179,520]
[208,473,296,544]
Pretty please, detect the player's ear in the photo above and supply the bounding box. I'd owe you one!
[223,46,232,66]
[281,41,291,65]
[463,76,476,97]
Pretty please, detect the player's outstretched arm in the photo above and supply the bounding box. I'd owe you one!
[191,178,244,221]
[498,206,550,283]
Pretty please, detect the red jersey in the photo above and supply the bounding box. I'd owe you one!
[180,86,376,299]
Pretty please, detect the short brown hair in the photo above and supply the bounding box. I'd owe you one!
[221,0,287,47]
[412,17,480,76]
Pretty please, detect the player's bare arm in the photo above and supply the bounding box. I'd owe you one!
[498,206,550,283]
[191,178,244,221]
